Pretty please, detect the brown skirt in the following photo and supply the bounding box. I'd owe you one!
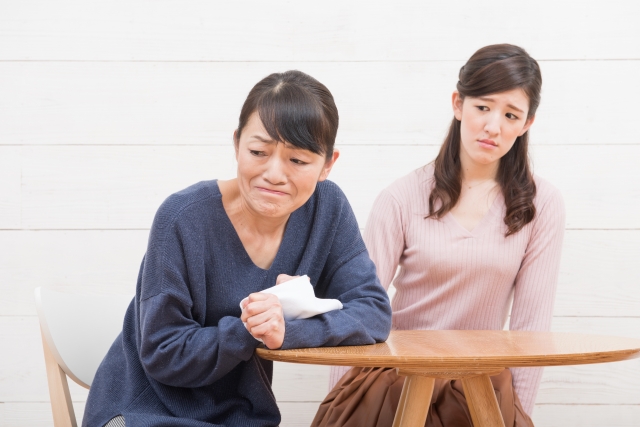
[311,367,533,427]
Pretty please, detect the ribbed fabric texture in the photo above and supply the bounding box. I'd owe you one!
[329,165,565,415]
[82,179,392,427]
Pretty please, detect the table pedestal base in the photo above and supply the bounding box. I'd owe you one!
[392,369,506,427]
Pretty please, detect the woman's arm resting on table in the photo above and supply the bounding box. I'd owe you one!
[279,249,393,349]
[139,292,260,388]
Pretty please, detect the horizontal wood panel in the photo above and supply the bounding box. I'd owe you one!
[2,401,638,427]
[0,146,21,228]
[554,231,640,317]
[1,230,639,317]
[0,144,638,230]
[1,61,639,146]
[1,1,638,61]
[4,316,639,404]
[0,402,85,427]
[0,230,144,315]
[532,404,640,427]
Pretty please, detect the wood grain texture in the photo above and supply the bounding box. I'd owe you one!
[1,1,638,61]
[1,61,639,147]
[257,330,640,369]
[461,374,506,427]
[1,144,640,230]
[392,375,434,427]
[40,332,77,427]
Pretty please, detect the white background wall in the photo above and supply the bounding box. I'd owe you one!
[1,1,639,426]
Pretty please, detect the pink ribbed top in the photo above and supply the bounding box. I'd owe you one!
[329,164,565,415]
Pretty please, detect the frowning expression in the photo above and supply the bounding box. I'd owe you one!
[453,88,534,167]
[235,112,338,218]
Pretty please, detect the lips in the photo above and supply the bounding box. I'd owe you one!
[478,139,497,146]
[257,186,288,196]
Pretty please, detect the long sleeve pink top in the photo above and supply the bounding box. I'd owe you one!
[329,164,565,415]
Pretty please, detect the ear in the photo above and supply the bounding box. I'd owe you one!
[452,91,463,121]
[519,115,535,136]
[318,149,340,182]
[233,130,240,159]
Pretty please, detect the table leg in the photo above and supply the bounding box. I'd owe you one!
[392,375,435,427]
[461,374,505,427]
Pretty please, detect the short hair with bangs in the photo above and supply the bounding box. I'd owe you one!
[235,70,339,159]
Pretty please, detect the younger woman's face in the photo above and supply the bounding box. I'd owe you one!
[453,88,534,168]
[234,112,339,219]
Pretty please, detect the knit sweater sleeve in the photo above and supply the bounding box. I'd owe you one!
[509,182,566,414]
[363,188,405,290]
[279,191,393,350]
[137,198,260,389]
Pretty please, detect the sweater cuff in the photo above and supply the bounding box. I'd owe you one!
[226,316,263,360]
[279,318,311,350]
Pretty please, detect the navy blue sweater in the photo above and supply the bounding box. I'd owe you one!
[82,180,392,427]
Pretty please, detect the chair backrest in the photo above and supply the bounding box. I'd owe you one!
[35,287,133,427]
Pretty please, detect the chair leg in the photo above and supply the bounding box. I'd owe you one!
[41,331,77,427]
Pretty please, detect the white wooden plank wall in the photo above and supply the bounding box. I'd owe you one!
[1,1,639,426]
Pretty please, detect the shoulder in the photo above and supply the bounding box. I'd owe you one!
[533,175,565,212]
[311,180,355,218]
[152,180,220,230]
[374,164,434,213]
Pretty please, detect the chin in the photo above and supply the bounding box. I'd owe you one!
[254,201,288,217]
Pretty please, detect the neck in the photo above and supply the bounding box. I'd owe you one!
[459,153,499,185]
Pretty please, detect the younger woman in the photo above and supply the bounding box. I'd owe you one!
[314,44,565,427]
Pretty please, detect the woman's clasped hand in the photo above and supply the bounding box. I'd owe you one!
[240,274,300,349]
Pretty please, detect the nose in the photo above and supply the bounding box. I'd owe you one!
[262,155,287,185]
[483,113,501,136]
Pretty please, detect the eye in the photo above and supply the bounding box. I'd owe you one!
[476,105,489,112]
[290,158,308,165]
[249,150,266,157]
[506,113,519,120]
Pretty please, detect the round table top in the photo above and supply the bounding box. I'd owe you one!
[256,330,640,370]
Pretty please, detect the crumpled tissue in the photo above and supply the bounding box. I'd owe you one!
[240,275,343,342]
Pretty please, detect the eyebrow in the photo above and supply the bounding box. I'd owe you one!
[251,135,277,143]
[477,96,525,114]
[250,135,297,149]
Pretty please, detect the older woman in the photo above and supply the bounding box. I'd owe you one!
[82,70,392,427]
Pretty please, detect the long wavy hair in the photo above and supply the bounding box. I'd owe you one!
[428,44,542,236]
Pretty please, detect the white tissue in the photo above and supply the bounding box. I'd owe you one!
[240,275,343,322]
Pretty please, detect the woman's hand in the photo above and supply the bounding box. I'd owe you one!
[275,273,299,285]
[241,293,285,349]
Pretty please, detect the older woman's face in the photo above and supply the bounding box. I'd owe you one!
[234,112,338,218]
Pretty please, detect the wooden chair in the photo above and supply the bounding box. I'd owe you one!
[35,287,133,427]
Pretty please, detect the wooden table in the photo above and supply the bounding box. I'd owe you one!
[256,330,640,427]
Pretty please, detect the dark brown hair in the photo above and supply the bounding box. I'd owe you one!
[428,44,542,236]
[235,70,339,159]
